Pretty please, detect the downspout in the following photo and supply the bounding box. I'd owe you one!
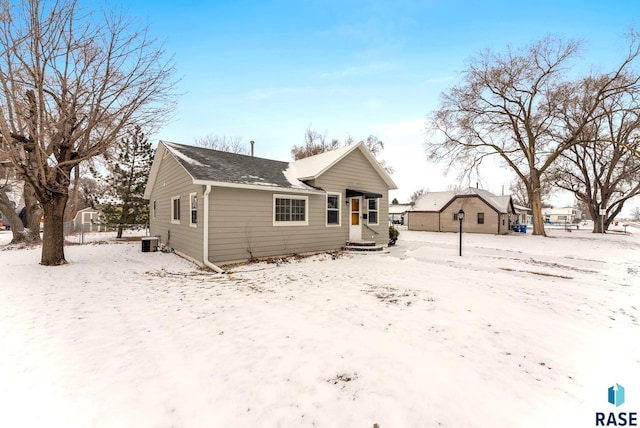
[203,185,226,274]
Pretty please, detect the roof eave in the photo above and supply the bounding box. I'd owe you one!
[192,179,326,194]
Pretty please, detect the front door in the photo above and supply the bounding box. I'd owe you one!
[349,197,362,241]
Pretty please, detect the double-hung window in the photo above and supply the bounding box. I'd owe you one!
[274,195,308,226]
[367,198,379,225]
[171,196,181,224]
[190,193,197,227]
[477,212,485,224]
[326,194,340,226]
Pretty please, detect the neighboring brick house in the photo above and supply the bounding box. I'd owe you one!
[407,188,516,235]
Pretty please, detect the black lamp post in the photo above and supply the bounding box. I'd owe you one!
[458,208,465,256]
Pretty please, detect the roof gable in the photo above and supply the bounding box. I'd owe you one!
[289,142,397,189]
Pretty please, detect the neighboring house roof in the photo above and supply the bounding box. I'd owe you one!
[412,188,514,214]
[457,187,513,214]
[389,203,412,215]
[144,141,396,199]
[514,204,531,212]
[542,207,575,215]
[412,191,456,211]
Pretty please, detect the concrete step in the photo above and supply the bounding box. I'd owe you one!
[342,241,385,252]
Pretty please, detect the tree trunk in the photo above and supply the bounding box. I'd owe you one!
[593,214,605,233]
[529,169,546,236]
[0,188,29,244]
[23,182,42,242]
[40,193,69,265]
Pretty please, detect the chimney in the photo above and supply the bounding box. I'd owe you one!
[250,140,255,157]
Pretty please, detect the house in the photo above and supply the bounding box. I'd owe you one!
[143,141,397,269]
[542,207,582,225]
[514,204,532,225]
[71,207,104,233]
[389,202,412,225]
[407,188,515,234]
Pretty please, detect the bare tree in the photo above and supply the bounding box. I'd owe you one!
[292,126,394,173]
[426,35,640,236]
[552,81,640,232]
[291,127,340,160]
[0,0,176,265]
[194,134,248,154]
[0,155,40,241]
[409,188,427,203]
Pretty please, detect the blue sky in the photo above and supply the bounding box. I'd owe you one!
[123,0,639,203]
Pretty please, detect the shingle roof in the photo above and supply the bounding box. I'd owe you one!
[163,142,310,189]
[144,141,397,199]
[458,187,513,213]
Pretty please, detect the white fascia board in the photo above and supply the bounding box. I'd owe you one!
[192,179,326,195]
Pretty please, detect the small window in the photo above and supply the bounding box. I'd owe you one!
[327,194,340,226]
[477,212,484,224]
[152,200,157,219]
[171,196,180,224]
[368,198,379,225]
[273,195,308,226]
[453,212,458,221]
[190,193,197,227]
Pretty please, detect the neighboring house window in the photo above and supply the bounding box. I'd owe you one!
[453,212,458,221]
[190,193,197,227]
[152,200,157,219]
[171,196,181,224]
[274,195,308,226]
[326,193,340,226]
[368,198,379,225]
[477,212,484,224]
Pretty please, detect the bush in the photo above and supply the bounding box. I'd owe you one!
[389,226,400,245]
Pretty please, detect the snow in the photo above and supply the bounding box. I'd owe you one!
[163,141,207,167]
[288,143,358,181]
[1,227,638,427]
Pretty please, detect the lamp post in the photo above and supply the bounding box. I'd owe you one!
[458,208,465,256]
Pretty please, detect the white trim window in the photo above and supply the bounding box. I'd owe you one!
[367,198,379,225]
[171,196,181,224]
[273,194,308,226]
[189,192,197,227]
[326,193,341,226]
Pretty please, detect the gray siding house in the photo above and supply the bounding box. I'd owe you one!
[144,141,396,269]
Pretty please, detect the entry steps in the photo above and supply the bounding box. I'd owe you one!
[342,240,385,252]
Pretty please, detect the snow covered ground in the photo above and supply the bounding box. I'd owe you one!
[1,227,638,427]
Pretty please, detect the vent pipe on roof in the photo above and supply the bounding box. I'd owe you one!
[250,140,255,157]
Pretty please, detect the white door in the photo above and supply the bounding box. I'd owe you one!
[349,197,362,241]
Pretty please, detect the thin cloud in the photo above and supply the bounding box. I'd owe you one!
[318,62,396,79]
[247,87,310,100]
[425,76,455,84]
